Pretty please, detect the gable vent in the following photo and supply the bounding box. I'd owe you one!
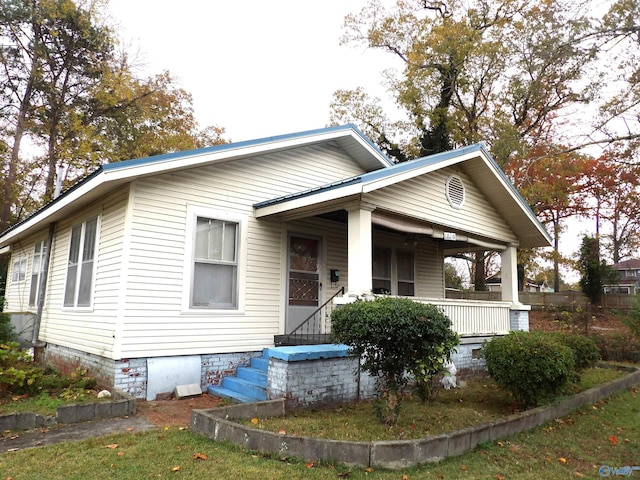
[446,175,465,209]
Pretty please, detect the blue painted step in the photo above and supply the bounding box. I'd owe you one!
[208,351,269,403]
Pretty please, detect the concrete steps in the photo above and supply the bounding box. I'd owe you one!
[208,353,268,403]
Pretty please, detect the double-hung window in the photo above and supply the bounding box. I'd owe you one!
[29,240,47,307]
[11,255,27,283]
[372,246,415,296]
[64,216,98,308]
[192,217,238,309]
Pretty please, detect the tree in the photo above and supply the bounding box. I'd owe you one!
[578,235,615,305]
[504,145,590,291]
[332,0,605,288]
[331,297,458,425]
[582,153,640,263]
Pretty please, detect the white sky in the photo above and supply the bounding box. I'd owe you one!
[107,0,398,142]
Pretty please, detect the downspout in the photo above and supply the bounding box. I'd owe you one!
[32,222,55,352]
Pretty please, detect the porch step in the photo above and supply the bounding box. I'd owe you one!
[208,352,269,403]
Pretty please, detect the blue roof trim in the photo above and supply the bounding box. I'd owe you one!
[102,123,392,172]
[253,175,364,208]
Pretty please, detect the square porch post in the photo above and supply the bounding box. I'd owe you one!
[501,245,520,305]
[346,204,375,294]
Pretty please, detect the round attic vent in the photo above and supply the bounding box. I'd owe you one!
[446,175,465,209]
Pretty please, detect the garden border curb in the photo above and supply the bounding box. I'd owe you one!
[190,364,640,470]
[0,389,136,432]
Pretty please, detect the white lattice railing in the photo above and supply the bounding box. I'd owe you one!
[414,297,511,336]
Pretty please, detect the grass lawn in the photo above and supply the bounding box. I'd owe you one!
[244,367,623,441]
[1,371,638,479]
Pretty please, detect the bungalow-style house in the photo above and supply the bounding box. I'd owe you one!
[604,258,640,294]
[0,125,552,401]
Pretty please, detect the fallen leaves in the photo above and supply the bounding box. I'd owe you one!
[608,435,619,446]
[250,417,259,425]
[193,453,208,460]
[169,466,181,472]
[558,457,567,464]
[105,444,119,449]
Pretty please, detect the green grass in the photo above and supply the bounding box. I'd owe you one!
[245,367,623,441]
[0,385,639,479]
[0,390,99,416]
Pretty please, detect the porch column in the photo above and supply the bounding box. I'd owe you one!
[501,245,520,305]
[347,204,375,294]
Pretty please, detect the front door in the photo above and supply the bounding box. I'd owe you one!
[286,235,321,333]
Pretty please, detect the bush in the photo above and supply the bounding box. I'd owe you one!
[0,312,16,344]
[551,332,600,370]
[332,297,459,425]
[482,331,575,408]
[0,342,42,396]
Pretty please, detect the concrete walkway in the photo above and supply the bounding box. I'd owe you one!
[0,415,156,453]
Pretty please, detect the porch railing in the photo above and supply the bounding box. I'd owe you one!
[414,297,512,336]
[275,287,345,346]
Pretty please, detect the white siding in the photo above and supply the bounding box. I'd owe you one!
[365,167,518,243]
[38,187,129,357]
[117,143,367,357]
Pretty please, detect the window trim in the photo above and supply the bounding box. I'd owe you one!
[62,215,100,310]
[182,206,246,314]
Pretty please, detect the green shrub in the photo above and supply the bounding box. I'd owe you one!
[482,331,575,408]
[332,297,459,425]
[0,311,16,344]
[551,332,600,370]
[622,295,640,342]
[0,342,42,396]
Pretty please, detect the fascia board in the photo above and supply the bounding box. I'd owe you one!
[254,183,363,218]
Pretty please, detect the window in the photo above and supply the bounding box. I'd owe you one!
[372,247,415,296]
[29,240,47,307]
[192,217,238,309]
[11,255,27,283]
[64,216,98,307]
[372,247,391,294]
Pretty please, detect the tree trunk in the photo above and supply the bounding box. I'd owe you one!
[474,251,487,291]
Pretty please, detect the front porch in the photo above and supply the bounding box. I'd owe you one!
[275,293,525,347]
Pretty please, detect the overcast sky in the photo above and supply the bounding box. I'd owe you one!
[107,0,398,142]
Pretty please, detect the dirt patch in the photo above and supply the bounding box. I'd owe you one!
[136,393,223,427]
[529,309,629,334]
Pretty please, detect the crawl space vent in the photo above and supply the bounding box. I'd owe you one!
[446,175,465,209]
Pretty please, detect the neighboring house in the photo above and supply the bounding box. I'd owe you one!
[482,274,552,293]
[604,259,640,294]
[0,125,552,400]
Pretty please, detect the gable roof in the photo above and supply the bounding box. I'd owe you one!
[254,143,552,249]
[612,259,640,270]
[0,125,391,247]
